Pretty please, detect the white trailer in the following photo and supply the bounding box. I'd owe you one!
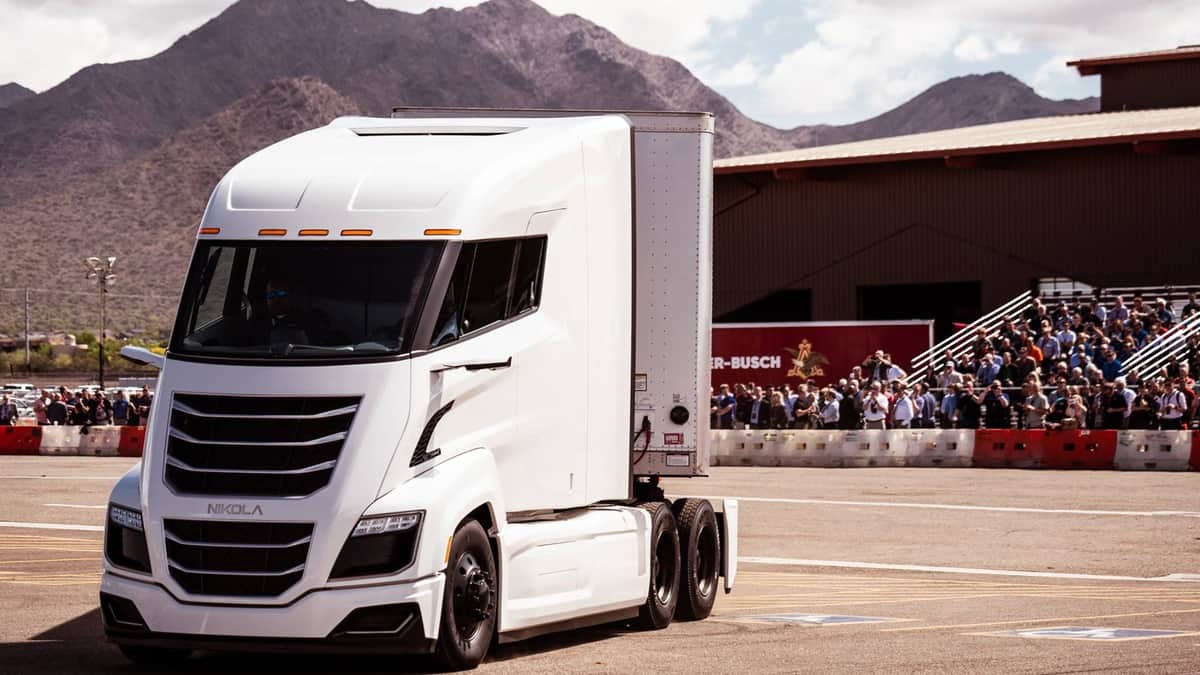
[105,108,736,670]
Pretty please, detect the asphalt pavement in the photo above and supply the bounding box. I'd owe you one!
[1,458,1197,674]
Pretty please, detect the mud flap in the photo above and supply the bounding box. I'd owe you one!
[716,499,738,592]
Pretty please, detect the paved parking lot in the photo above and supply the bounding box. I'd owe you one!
[0,458,1197,673]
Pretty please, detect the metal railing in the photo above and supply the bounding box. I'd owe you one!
[906,291,1033,384]
[1120,310,1200,377]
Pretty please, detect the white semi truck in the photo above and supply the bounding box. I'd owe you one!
[104,108,736,670]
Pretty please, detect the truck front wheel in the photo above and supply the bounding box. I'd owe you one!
[635,501,680,629]
[434,519,497,671]
[673,498,720,620]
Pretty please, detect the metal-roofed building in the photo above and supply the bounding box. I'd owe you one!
[1069,45,1200,112]
[712,48,1200,338]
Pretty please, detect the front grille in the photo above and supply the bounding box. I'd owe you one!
[166,394,360,498]
[164,519,313,597]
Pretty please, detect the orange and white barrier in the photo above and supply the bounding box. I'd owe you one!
[904,429,974,467]
[38,426,83,455]
[708,428,1198,471]
[1115,430,1192,471]
[0,425,145,457]
[78,426,124,457]
[0,426,42,455]
[840,430,907,467]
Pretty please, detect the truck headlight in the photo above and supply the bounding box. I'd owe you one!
[105,504,151,574]
[352,513,421,537]
[109,505,143,532]
[331,511,423,579]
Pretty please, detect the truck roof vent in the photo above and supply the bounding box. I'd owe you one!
[351,125,524,137]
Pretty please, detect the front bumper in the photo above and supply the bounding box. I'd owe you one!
[100,570,443,655]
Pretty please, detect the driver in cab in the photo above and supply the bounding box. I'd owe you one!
[265,279,311,345]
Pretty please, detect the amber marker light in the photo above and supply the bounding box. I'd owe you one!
[424,228,462,236]
[258,228,287,236]
[198,227,221,235]
[340,229,374,237]
[298,229,329,237]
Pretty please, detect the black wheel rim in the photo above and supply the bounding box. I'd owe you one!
[451,550,493,642]
[695,523,718,598]
[652,526,678,605]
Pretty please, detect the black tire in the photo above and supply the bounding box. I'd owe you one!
[635,501,680,630]
[433,520,498,672]
[117,644,190,666]
[672,498,721,621]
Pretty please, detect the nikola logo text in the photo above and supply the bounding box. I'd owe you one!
[207,503,265,516]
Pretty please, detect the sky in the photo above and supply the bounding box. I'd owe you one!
[2,0,1198,128]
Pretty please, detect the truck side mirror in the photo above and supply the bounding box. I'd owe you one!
[120,345,165,370]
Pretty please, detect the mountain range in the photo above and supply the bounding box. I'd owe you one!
[0,0,1097,335]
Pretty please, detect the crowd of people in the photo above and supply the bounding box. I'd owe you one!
[711,293,1200,432]
[0,386,153,428]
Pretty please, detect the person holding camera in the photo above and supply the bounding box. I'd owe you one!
[981,381,1011,428]
[862,381,889,429]
[818,389,840,429]
[862,351,893,383]
[792,383,815,429]
[1158,379,1187,430]
[956,382,984,429]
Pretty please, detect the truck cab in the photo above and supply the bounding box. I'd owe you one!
[103,109,735,670]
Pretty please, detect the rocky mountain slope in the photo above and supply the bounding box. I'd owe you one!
[0,83,34,109]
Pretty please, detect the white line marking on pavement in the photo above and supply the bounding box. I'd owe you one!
[44,504,106,510]
[739,556,1200,583]
[678,495,1200,518]
[0,522,104,532]
[5,476,124,481]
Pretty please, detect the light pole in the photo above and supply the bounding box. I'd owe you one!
[84,256,117,389]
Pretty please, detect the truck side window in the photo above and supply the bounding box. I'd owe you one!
[433,236,546,347]
[462,240,517,333]
[433,244,474,347]
[511,237,546,315]
[193,248,233,329]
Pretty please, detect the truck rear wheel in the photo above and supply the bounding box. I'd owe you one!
[635,501,680,630]
[434,519,497,671]
[673,498,720,620]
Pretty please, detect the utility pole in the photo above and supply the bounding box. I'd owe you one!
[24,288,31,372]
[84,257,117,389]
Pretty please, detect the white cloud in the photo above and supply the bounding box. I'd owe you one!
[754,0,1200,125]
[0,0,238,91]
[699,57,762,88]
[954,35,992,62]
[994,34,1023,55]
[759,2,958,124]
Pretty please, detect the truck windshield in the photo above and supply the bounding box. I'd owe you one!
[170,241,443,360]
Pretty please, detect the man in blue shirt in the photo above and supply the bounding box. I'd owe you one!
[714,384,736,429]
[1101,351,1123,382]
[976,353,1000,387]
[111,390,133,425]
[939,384,960,428]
